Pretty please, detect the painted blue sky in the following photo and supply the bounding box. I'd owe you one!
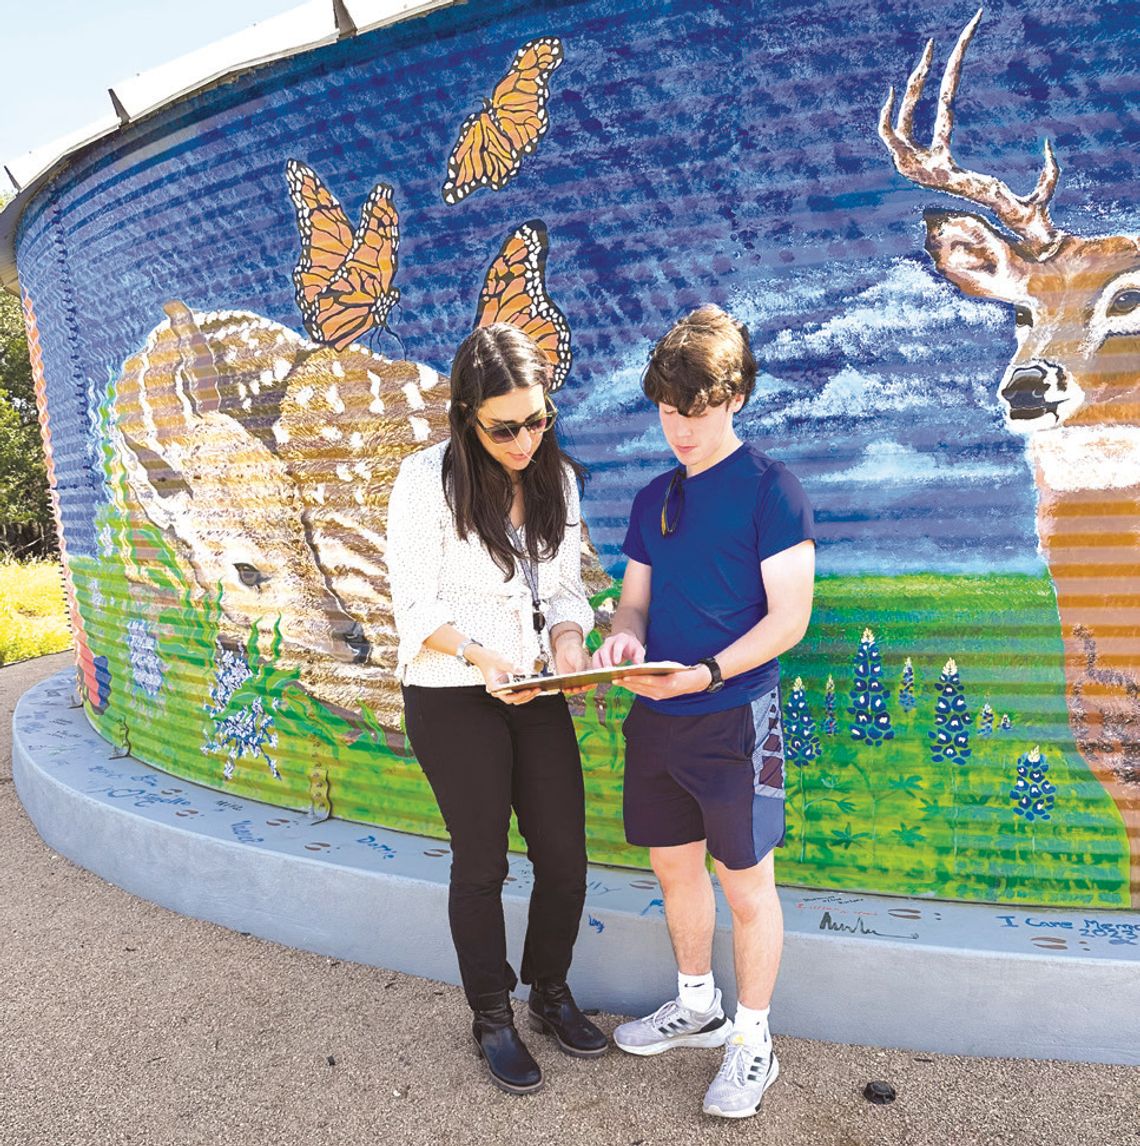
[15,0,1140,575]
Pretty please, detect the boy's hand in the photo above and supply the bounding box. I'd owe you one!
[592,632,646,669]
[617,664,712,700]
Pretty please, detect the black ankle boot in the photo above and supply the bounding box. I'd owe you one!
[471,992,543,1095]
[527,980,609,1058]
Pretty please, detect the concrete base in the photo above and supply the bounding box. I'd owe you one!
[13,671,1139,1066]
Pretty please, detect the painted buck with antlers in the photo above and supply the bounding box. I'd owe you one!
[879,8,1140,904]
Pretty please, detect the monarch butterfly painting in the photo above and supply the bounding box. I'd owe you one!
[285,159,400,350]
[475,220,572,390]
[442,37,564,205]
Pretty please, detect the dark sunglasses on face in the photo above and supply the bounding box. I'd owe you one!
[476,398,558,445]
[660,467,685,537]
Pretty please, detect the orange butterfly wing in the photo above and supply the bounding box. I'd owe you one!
[491,37,563,152]
[286,160,400,350]
[311,184,401,351]
[442,37,564,204]
[441,109,521,205]
[286,159,354,320]
[475,220,571,390]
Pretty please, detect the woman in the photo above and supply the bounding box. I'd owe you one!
[385,323,608,1095]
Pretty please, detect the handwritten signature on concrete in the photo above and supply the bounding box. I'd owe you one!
[818,911,919,941]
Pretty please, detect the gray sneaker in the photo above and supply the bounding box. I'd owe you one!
[702,1032,780,1118]
[613,989,731,1056]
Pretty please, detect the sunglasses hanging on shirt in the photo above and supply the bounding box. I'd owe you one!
[660,467,685,537]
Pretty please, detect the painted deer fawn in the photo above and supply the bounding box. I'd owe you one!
[111,302,609,734]
[879,9,1140,903]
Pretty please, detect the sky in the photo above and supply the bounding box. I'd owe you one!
[0,0,295,178]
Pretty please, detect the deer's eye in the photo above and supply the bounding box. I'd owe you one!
[1014,306,1033,328]
[1107,289,1140,318]
[234,563,268,590]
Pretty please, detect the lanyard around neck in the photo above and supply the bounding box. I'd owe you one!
[505,520,545,634]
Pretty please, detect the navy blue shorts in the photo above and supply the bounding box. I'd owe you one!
[621,688,786,871]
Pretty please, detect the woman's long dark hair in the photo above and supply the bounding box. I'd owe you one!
[443,324,584,579]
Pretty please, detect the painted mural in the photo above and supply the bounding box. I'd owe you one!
[12,0,1139,909]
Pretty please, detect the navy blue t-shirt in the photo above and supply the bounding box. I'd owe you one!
[622,443,815,715]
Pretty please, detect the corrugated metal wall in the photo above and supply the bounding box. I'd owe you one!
[14,0,1139,908]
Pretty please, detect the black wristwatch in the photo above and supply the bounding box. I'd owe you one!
[697,656,724,694]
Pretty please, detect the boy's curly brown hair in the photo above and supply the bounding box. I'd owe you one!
[642,304,757,415]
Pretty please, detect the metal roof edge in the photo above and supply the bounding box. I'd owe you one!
[0,0,456,296]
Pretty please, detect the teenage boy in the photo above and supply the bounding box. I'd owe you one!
[593,305,815,1119]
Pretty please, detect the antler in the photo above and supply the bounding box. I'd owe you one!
[878,8,1062,256]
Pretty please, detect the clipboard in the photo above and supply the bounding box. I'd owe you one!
[490,661,690,696]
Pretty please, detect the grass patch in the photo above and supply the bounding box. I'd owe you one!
[0,557,71,665]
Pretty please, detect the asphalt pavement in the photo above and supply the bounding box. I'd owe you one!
[2,652,1136,1146]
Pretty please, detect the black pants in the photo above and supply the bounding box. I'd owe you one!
[401,684,588,1009]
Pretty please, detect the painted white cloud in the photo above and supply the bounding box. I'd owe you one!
[814,439,1011,486]
[572,260,1009,426]
[615,421,667,456]
[752,365,936,427]
[764,260,1005,364]
[728,272,831,330]
[571,355,647,418]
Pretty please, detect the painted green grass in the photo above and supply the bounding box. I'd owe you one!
[774,573,1129,907]
[71,453,1129,908]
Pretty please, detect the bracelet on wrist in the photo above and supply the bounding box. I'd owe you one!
[455,638,481,665]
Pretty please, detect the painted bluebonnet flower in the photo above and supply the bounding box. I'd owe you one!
[784,677,821,766]
[929,657,972,764]
[979,703,994,738]
[823,674,837,736]
[848,628,894,746]
[1010,746,1056,822]
[208,646,252,712]
[126,618,165,699]
[204,695,279,781]
[898,657,917,712]
[203,645,280,781]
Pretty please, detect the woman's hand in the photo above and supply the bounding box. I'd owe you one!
[468,645,542,705]
[554,637,589,676]
[552,629,593,695]
[592,631,646,670]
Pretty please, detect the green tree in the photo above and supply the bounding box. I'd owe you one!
[0,279,52,548]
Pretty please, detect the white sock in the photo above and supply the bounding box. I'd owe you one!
[733,1003,771,1045]
[677,970,716,1013]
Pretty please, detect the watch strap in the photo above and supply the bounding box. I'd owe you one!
[697,656,724,693]
[456,638,481,665]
